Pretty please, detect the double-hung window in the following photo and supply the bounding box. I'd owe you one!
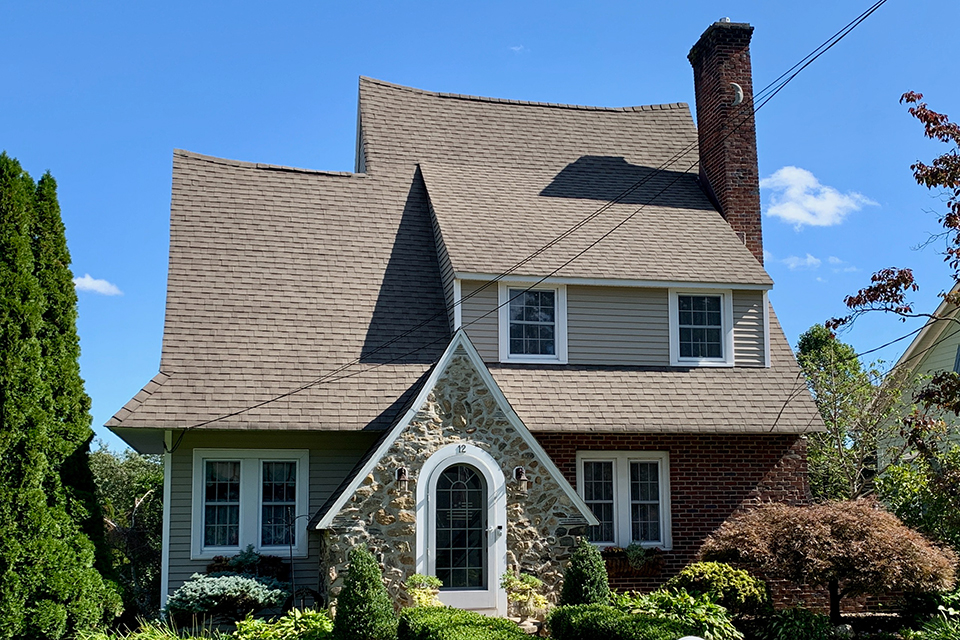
[669,289,734,366]
[498,283,567,363]
[192,449,309,559]
[576,451,671,548]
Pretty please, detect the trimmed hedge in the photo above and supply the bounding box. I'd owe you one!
[398,607,528,640]
[546,604,693,640]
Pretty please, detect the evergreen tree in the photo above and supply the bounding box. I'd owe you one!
[559,537,610,606]
[0,152,120,639]
[332,546,396,640]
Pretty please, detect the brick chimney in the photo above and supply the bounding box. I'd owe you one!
[688,20,763,264]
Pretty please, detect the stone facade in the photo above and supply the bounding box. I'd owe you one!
[321,346,588,608]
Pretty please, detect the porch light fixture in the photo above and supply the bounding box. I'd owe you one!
[514,466,528,494]
[396,466,409,493]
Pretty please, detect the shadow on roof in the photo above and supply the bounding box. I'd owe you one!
[360,169,451,364]
[539,156,715,209]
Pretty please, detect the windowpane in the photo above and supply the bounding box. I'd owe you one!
[508,288,557,356]
[435,465,486,590]
[583,461,615,543]
[630,461,660,543]
[204,461,240,547]
[677,295,723,359]
[261,461,297,546]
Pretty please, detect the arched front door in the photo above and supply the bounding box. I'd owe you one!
[416,443,507,614]
[434,464,487,590]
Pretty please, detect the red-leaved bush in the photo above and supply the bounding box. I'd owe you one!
[700,500,957,624]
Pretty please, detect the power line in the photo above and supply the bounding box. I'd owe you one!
[162,0,890,453]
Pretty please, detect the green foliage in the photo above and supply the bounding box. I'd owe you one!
[500,572,549,619]
[164,573,289,624]
[903,613,960,640]
[0,152,122,637]
[90,443,164,620]
[78,618,229,640]
[663,561,769,618]
[559,538,610,606]
[233,609,333,640]
[403,574,443,607]
[610,588,743,640]
[760,608,832,640]
[797,324,909,500]
[398,607,528,640]
[332,546,397,640]
[546,603,692,640]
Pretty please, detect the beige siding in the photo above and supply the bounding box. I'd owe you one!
[461,280,499,360]
[167,431,378,596]
[916,326,960,374]
[567,285,669,365]
[733,291,765,367]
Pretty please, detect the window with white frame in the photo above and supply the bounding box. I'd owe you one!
[668,289,734,366]
[498,283,567,363]
[576,451,671,548]
[191,449,309,559]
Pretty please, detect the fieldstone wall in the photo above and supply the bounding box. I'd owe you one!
[321,347,588,608]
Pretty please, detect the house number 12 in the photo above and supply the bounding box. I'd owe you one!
[456,444,467,454]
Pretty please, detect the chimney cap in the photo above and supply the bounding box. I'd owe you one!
[720,16,731,22]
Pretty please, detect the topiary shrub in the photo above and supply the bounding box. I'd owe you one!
[611,588,742,640]
[398,607,528,640]
[545,603,692,640]
[332,546,397,640]
[164,572,288,624]
[559,538,610,606]
[663,561,769,617]
[234,608,334,640]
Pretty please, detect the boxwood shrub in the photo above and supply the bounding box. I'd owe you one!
[398,607,528,640]
[545,603,693,640]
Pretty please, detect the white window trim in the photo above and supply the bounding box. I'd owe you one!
[498,282,568,364]
[576,450,672,550]
[191,449,310,560]
[668,288,735,367]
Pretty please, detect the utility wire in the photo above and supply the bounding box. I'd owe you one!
[163,0,890,453]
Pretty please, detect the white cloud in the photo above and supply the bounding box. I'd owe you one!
[510,45,525,53]
[763,249,774,263]
[782,253,822,270]
[73,274,122,296]
[825,255,859,273]
[760,166,876,228]
[828,256,843,265]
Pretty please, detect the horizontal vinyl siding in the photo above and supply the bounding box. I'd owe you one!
[917,329,960,374]
[733,291,765,367]
[461,280,499,360]
[167,431,378,596]
[567,286,669,365]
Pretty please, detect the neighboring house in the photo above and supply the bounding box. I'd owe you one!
[892,281,960,386]
[108,20,822,615]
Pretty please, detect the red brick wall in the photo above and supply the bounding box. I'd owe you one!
[688,22,764,264]
[535,432,810,592]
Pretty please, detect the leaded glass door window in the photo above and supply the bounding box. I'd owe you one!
[435,464,487,590]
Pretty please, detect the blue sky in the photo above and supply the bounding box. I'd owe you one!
[3,1,958,450]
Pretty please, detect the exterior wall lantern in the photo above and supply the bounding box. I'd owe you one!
[513,466,528,494]
[396,466,409,493]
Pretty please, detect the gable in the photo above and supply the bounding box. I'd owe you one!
[312,330,598,529]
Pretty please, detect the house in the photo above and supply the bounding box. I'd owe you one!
[891,281,960,391]
[107,20,822,616]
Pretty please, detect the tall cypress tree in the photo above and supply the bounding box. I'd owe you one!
[0,152,120,639]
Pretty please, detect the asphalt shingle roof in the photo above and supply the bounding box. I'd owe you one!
[107,77,819,437]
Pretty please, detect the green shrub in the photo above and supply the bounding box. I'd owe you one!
[611,588,743,640]
[760,607,831,640]
[903,614,960,640]
[233,608,334,640]
[546,603,693,640]
[164,573,288,624]
[78,618,228,639]
[333,546,397,640]
[398,607,528,640]
[663,561,769,617]
[559,538,610,606]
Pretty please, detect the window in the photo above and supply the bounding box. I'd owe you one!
[668,289,734,366]
[953,345,960,374]
[498,283,567,363]
[576,451,671,548]
[191,449,309,559]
